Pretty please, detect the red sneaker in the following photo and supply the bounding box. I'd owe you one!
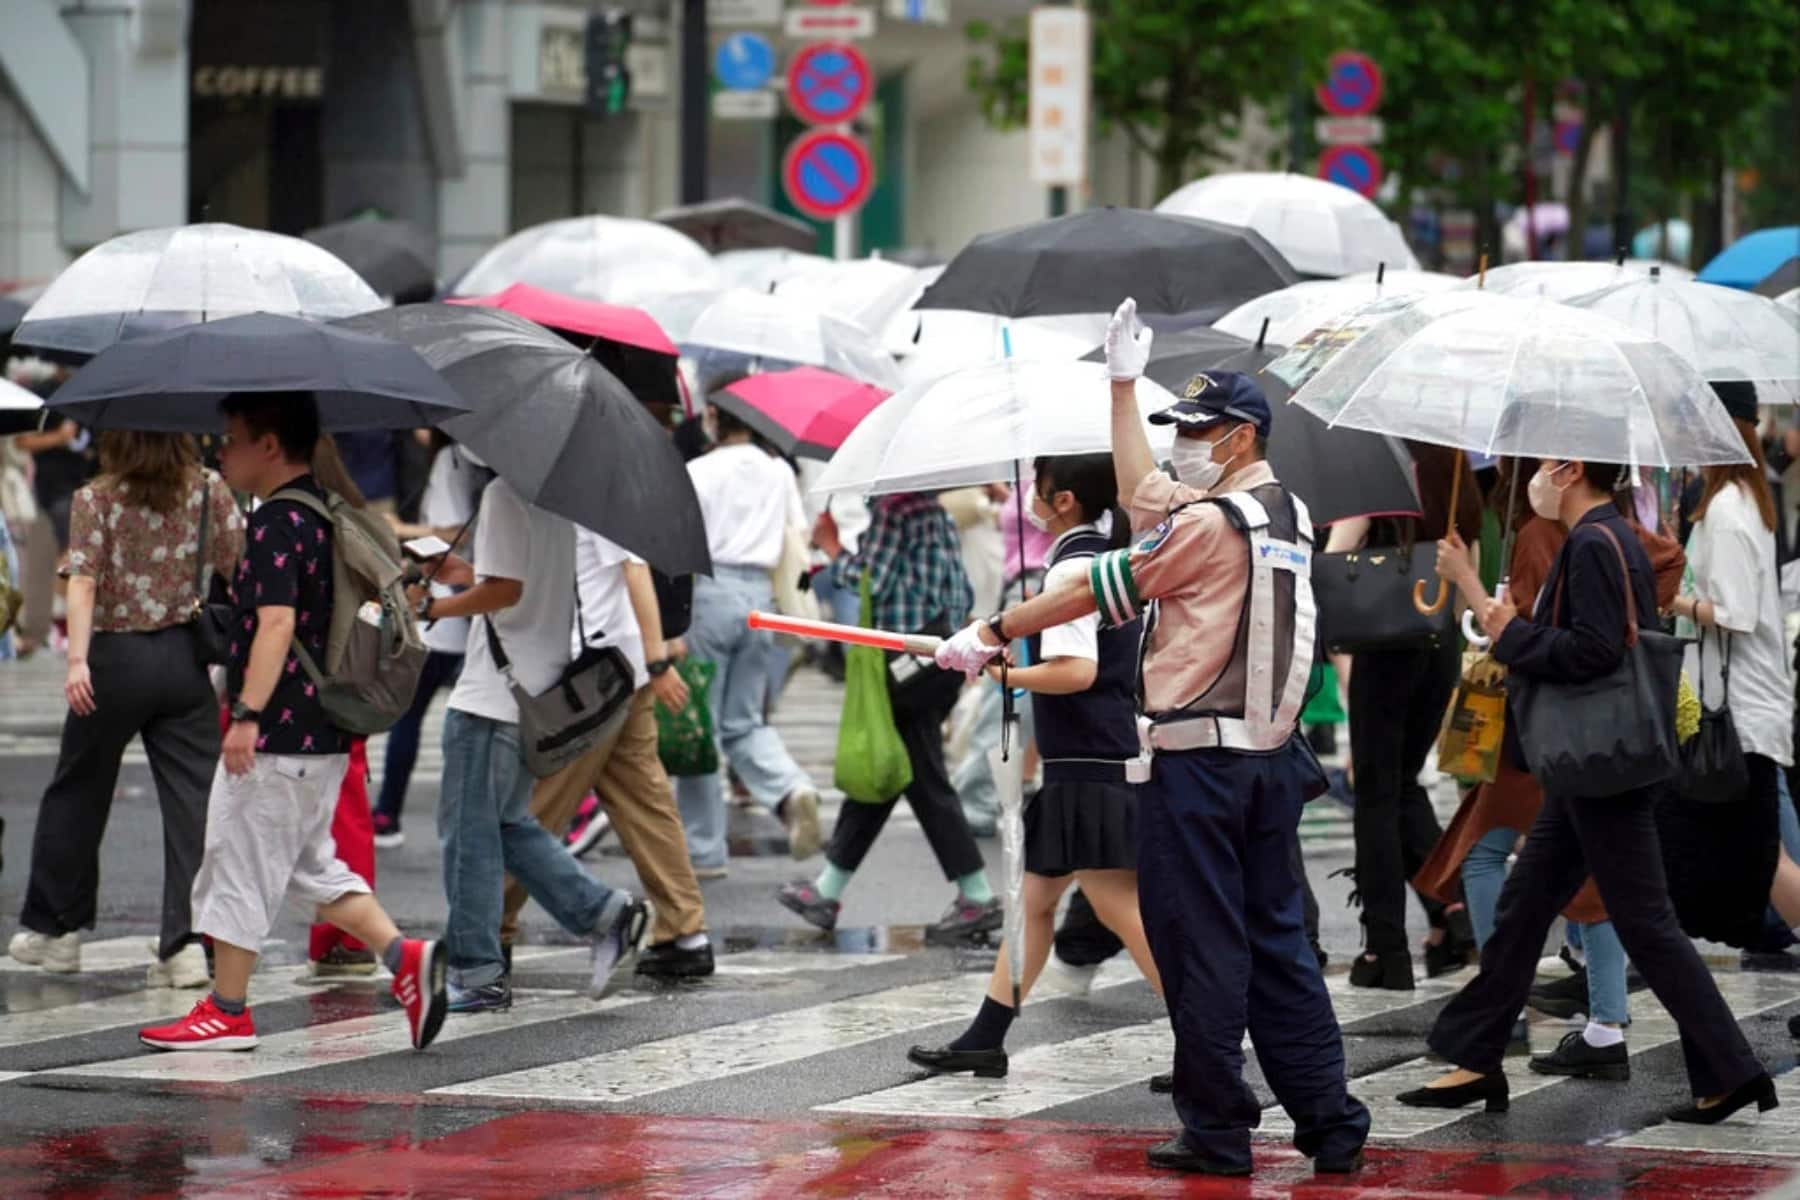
[391,938,448,1051]
[139,995,258,1051]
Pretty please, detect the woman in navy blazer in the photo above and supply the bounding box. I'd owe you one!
[1394,457,1774,1127]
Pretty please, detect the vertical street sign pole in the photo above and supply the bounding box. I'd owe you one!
[680,0,708,203]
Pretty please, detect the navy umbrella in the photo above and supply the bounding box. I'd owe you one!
[338,304,711,577]
[46,312,470,432]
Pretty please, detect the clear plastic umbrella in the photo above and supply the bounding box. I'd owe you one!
[1156,171,1419,277]
[1288,290,1750,469]
[683,289,900,390]
[1214,277,1437,347]
[810,359,1177,497]
[452,216,722,301]
[14,223,383,357]
[1563,273,1800,403]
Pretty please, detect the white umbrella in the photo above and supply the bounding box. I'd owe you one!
[1214,278,1436,348]
[1290,290,1749,468]
[0,376,45,435]
[1563,274,1800,402]
[453,216,721,301]
[812,359,1177,497]
[1155,171,1418,277]
[14,223,383,357]
[684,289,900,390]
[1468,259,1673,302]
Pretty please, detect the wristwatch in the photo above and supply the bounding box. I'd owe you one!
[984,611,1011,646]
[228,700,261,724]
[646,658,675,678]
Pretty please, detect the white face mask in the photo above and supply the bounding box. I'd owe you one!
[1528,462,1571,520]
[1171,426,1243,492]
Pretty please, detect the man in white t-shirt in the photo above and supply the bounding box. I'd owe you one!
[678,407,822,874]
[499,527,714,977]
[408,470,648,1013]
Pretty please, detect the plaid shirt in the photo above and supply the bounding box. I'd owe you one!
[832,493,973,634]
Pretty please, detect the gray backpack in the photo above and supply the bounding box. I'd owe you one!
[269,486,426,735]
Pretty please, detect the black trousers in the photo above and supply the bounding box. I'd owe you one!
[1429,787,1764,1097]
[1348,640,1458,953]
[20,625,218,960]
[826,665,984,881]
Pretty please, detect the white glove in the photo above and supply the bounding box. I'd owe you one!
[1104,297,1153,382]
[935,621,1003,679]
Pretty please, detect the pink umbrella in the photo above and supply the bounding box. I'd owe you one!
[449,282,678,354]
[717,367,890,460]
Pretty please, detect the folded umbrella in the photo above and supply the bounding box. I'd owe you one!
[1081,328,1420,526]
[449,283,681,411]
[684,289,900,391]
[452,215,722,302]
[653,198,815,253]
[714,368,889,461]
[44,312,469,432]
[914,208,1299,322]
[304,215,437,301]
[338,304,709,577]
[1156,172,1418,278]
[14,224,384,358]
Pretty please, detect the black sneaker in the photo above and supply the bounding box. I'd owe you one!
[1528,1029,1629,1081]
[637,940,716,979]
[777,880,841,931]
[925,895,1003,945]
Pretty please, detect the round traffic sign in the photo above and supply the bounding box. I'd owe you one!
[1315,50,1383,117]
[714,33,775,92]
[786,42,873,126]
[783,130,874,220]
[1318,144,1383,199]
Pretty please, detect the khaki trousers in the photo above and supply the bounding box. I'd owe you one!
[502,686,706,946]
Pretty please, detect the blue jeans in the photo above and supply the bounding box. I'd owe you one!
[675,568,812,868]
[439,707,623,988]
[1462,826,1518,950]
[1567,919,1629,1025]
[374,649,462,823]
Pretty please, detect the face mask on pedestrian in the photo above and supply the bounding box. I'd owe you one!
[1528,461,1575,520]
[1172,424,1245,492]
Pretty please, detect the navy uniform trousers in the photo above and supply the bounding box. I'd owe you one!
[1137,740,1370,1169]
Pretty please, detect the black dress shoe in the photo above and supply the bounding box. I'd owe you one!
[1146,1135,1251,1176]
[1396,1072,1509,1113]
[636,940,716,979]
[1529,1030,1628,1081]
[906,1043,1008,1078]
[1149,1071,1173,1094]
[1349,951,1414,990]
[1667,1074,1778,1125]
[1315,1150,1365,1175]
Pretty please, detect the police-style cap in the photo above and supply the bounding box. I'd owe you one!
[1147,370,1272,438]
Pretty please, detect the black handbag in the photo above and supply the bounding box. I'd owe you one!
[186,481,234,667]
[1677,630,1749,803]
[1311,542,1454,654]
[1508,524,1684,798]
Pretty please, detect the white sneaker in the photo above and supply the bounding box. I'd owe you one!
[145,942,211,989]
[9,929,80,972]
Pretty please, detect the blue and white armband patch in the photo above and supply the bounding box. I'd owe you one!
[1089,549,1143,628]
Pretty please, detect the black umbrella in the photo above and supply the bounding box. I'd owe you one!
[338,305,710,577]
[1081,325,1420,526]
[653,198,815,253]
[305,216,438,301]
[45,312,470,433]
[916,208,1300,322]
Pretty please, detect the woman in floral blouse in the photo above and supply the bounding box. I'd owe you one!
[7,432,243,985]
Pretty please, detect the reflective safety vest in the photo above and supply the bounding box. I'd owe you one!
[1138,481,1316,755]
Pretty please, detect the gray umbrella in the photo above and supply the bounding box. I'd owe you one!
[45,312,469,433]
[338,304,711,577]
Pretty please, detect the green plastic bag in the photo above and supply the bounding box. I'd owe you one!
[656,658,720,777]
[834,577,913,804]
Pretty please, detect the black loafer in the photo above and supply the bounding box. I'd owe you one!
[1396,1072,1509,1113]
[1146,1135,1251,1176]
[906,1043,1008,1078]
[1529,1030,1628,1081]
[636,940,716,979]
[1149,1071,1173,1094]
[1316,1150,1366,1175]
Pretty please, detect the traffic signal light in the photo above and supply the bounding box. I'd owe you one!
[585,10,633,116]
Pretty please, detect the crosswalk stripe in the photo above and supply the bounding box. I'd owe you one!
[430,958,1150,1105]
[47,990,646,1085]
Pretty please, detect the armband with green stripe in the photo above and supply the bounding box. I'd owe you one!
[1089,549,1143,629]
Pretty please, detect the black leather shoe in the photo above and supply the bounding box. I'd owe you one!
[907,1043,1008,1078]
[1145,1135,1251,1176]
[1529,1030,1628,1081]
[1396,1072,1509,1113]
[1315,1150,1365,1175]
[1349,951,1414,990]
[636,940,716,979]
[1149,1071,1173,1094]
[1667,1074,1778,1125]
